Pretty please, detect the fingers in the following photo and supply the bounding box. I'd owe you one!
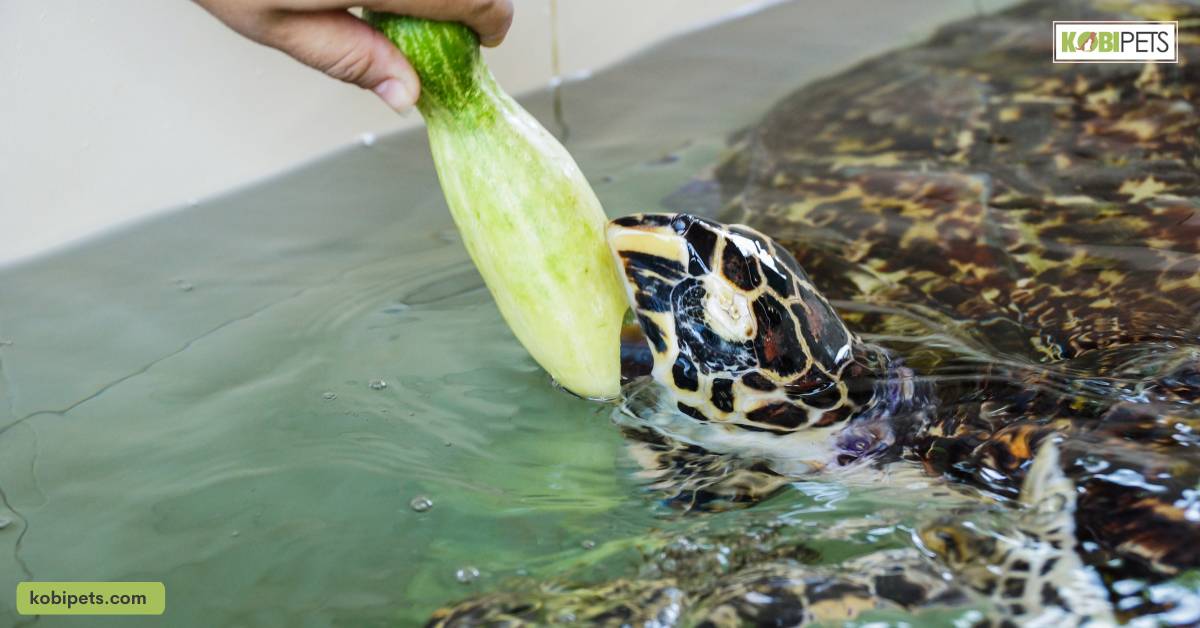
[322,0,514,46]
[192,0,514,110]
[259,10,420,110]
[366,0,513,46]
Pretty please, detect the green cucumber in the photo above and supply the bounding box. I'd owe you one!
[366,13,626,400]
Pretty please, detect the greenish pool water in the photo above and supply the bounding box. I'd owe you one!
[7,1,1173,626]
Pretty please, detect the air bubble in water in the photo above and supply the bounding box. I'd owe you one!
[369,379,388,390]
[455,566,480,584]
[322,392,338,400]
[360,132,377,147]
[409,496,433,512]
[0,517,11,530]
[581,539,595,550]
[173,279,194,292]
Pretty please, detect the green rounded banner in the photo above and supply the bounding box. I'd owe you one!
[17,582,165,615]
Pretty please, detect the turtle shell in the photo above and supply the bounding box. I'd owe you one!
[711,0,1200,363]
[683,0,1200,577]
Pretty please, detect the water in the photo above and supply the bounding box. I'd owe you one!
[5,0,1184,625]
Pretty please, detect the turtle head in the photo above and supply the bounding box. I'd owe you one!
[606,213,867,435]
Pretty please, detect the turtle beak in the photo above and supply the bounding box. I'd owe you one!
[605,214,690,283]
[606,215,691,341]
[607,215,690,368]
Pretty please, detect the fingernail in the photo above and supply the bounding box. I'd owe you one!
[373,78,414,111]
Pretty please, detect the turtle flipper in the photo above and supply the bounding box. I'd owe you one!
[919,440,1116,626]
[1020,436,1072,511]
[919,407,1200,578]
[1016,441,1116,625]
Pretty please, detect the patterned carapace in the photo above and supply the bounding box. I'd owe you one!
[613,0,1200,587]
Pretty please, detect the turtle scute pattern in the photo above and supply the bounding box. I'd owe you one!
[716,2,1200,362]
[699,0,1200,579]
[426,536,966,627]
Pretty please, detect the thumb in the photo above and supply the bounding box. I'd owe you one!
[262,10,419,110]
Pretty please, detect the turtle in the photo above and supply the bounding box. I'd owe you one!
[429,0,1200,624]
[609,0,1200,580]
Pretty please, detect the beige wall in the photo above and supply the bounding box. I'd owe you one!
[1,0,764,266]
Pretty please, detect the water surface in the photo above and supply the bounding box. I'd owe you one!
[1,1,1042,625]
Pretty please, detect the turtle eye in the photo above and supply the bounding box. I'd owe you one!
[671,215,690,234]
[838,434,869,453]
[836,428,879,458]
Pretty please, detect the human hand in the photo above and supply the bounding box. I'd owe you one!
[194,0,514,110]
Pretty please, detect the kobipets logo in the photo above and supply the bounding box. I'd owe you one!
[1054,21,1178,63]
